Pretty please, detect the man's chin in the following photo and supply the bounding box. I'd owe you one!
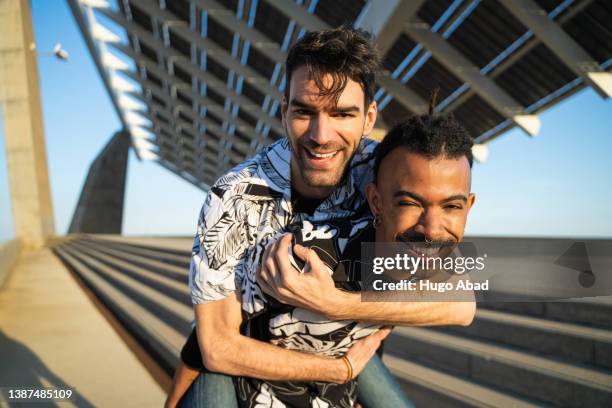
[302,172,343,189]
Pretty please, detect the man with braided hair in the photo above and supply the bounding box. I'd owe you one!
[166,26,475,408]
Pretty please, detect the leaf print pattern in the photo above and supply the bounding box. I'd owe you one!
[188,138,377,407]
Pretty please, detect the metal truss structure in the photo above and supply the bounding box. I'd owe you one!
[69,0,612,189]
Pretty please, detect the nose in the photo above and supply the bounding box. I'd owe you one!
[414,209,445,242]
[308,113,333,145]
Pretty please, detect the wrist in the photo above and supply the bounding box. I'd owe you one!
[324,290,353,320]
[328,357,349,384]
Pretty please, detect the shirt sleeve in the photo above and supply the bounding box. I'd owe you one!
[189,187,248,305]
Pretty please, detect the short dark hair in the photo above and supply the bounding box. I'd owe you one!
[285,26,380,107]
[374,114,474,182]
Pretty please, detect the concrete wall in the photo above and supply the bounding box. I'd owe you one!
[0,239,21,289]
[68,131,130,234]
[0,0,55,250]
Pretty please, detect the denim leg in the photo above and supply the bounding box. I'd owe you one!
[178,371,238,408]
[357,354,414,408]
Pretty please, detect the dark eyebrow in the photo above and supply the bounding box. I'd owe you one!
[289,99,360,113]
[289,99,315,110]
[393,190,468,204]
[442,194,468,204]
[333,105,361,113]
[394,190,426,204]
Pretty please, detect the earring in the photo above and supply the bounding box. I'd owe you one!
[373,214,382,229]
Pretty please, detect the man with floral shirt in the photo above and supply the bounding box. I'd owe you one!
[177,27,473,408]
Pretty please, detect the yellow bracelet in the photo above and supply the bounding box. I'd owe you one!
[341,356,353,383]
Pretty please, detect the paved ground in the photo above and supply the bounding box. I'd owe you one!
[0,248,166,407]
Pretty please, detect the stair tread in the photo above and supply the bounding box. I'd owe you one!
[475,308,612,342]
[83,237,190,268]
[384,354,541,408]
[62,243,192,322]
[393,326,612,391]
[54,246,184,358]
[73,241,188,284]
[86,234,192,255]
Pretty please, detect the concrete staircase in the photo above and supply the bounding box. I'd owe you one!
[52,235,612,407]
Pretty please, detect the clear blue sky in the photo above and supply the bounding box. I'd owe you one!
[1,1,611,242]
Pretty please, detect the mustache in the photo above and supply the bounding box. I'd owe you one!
[396,231,456,247]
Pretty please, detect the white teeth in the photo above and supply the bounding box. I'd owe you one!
[308,149,337,158]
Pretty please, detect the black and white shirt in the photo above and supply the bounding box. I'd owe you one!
[189,138,377,407]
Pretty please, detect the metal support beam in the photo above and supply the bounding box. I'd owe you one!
[68,0,127,129]
[442,0,595,115]
[131,86,250,169]
[132,86,249,168]
[356,0,426,56]
[139,104,244,170]
[405,18,541,136]
[99,7,283,135]
[266,0,328,31]
[129,0,282,99]
[195,0,285,64]
[121,69,253,155]
[114,46,261,152]
[500,0,612,98]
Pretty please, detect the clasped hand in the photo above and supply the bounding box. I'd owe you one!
[256,233,339,317]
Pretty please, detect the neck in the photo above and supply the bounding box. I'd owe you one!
[290,162,335,199]
[374,227,384,243]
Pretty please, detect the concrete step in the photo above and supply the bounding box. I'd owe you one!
[438,308,612,369]
[69,241,191,307]
[386,327,612,407]
[76,238,189,284]
[85,235,193,253]
[54,237,612,407]
[53,246,185,374]
[60,242,192,336]
[85,235,191,267]
[384,354,542,408]
[479,298,612,329]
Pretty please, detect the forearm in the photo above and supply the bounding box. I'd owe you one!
[195,298,346,383]
[203,332,345,382]
[165,361,200,408]
[327,290,475,326]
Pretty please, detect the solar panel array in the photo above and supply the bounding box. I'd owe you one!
[70,0,612,189]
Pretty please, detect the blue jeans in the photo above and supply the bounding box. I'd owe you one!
[178,370,238,408]
[357,354,414,408]
[178,354,413,408]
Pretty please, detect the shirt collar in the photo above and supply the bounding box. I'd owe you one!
[256,137,377,215]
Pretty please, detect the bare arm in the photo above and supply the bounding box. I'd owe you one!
[195,291,390,382]
[318,289,475,325]
[164,361,200,408]
[257,234,476,326]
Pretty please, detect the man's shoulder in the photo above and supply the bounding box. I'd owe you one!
[359,137,379,155]
[209,139,289,200]
[351,137,378,171]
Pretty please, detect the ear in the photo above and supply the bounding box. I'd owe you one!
[362,100,378,137]
[281,97,288,128]
[365,182,382,217]
[466,193,476,212]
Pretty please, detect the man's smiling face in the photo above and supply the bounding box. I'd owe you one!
[367,147,475,248]
[282,65,377,199]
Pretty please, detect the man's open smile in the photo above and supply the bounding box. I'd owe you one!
[301,145,343,170]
